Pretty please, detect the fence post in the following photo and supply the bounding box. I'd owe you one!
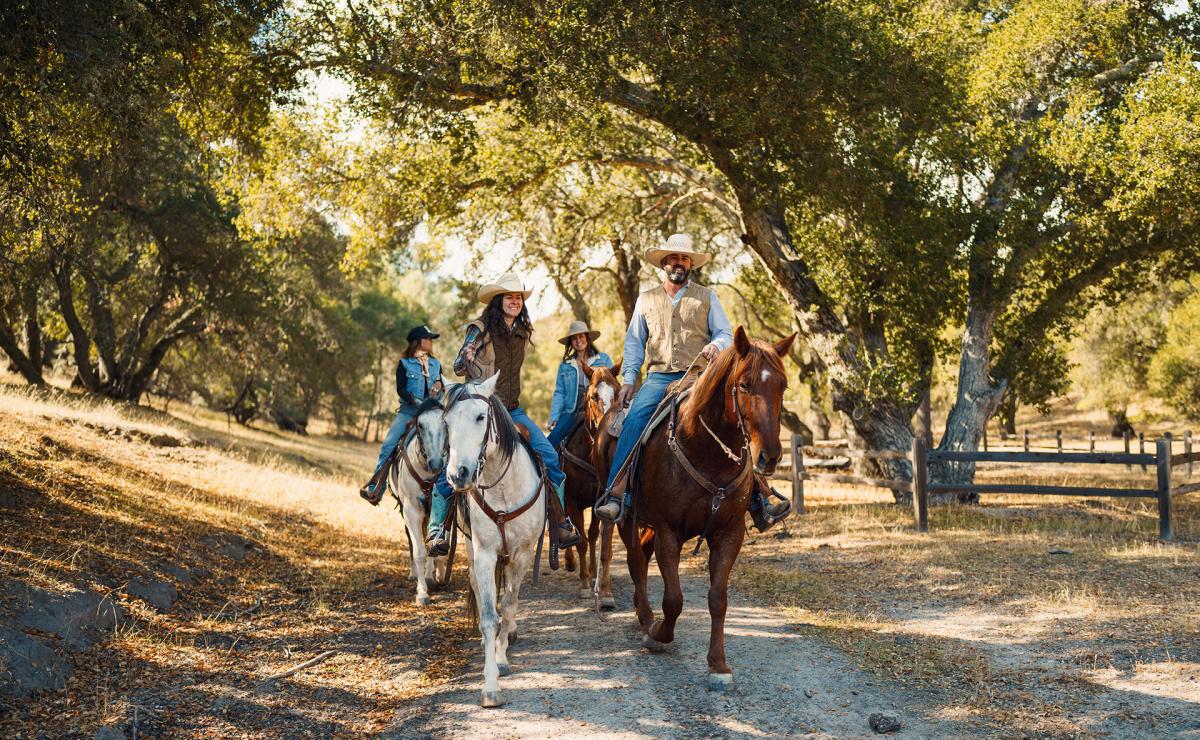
[1187,431,1194,477]
[983,425,988,452]
[911,437,928,533]
[1056,429,1063,454]
[791,432,805,515]
[1089,431,1095,453]
[1124,430,1131,471]
[1140,432,1147,473]
[1023,429,1029,452]
[1156,438,1173,542]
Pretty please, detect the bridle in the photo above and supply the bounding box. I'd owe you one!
[446,392,541,560]
[667,367,758,555]
[399,415,445,496]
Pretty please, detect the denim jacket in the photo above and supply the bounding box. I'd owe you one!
[397,356,442,407]
[547,352,613,423]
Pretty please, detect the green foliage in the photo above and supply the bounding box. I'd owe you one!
[1148,285,1200,418]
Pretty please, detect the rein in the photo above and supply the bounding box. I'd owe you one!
[399,425,440,496]
[669,380,754,555]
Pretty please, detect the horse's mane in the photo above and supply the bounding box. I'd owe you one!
[415,396,444,418]
[444,382,520,462]
[679,340,784,437]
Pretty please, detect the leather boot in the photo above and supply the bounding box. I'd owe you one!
[593,466,630,523]
[748,476,792,533]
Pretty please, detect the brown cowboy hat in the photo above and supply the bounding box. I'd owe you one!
[476,272,534,304]
[642,233,712,269]
[558,320,601,346]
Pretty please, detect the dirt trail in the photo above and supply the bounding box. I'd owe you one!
[386,554,965,738]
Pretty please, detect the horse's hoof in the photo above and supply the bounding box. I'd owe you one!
[707,672,734,692]
[508,631,518,645]
[415,593,431,606]
[498,663,512,677]
[642,634,669,653]
[565,561,576,573]
[600,595,616,611]
[481,690,505,708]
[578,587,593,600]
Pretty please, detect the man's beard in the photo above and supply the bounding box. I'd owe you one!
[667,266,690,285]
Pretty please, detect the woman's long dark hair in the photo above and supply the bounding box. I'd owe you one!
[562,336,600,362]
[482,294,534,340]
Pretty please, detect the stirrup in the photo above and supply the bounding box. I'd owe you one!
[359,481,383,506]
[593,491,625,524]
[750,488,792,533]
[425,526,449,557]
[559,519,582,548]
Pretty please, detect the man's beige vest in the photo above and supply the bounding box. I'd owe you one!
[641,283,714,374]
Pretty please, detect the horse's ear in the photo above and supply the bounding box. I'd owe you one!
[773,332,797,359]
[734,326,751,357]
[612,358,623,378]
[476,371,500,398]
[581,361,596,380]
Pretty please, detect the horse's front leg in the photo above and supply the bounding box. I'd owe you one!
[645,528,682,651]
[619,519,655,633]
[399,488,431,605]
[472,548,504,708]
[570,501,591,598]
[496,541,533,677]
[705,522,745,692]
[599,520,616,610]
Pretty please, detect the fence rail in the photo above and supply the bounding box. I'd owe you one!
[776,432,1198,542]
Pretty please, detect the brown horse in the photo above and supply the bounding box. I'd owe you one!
[617,326,794,692]
[559,359,622,607]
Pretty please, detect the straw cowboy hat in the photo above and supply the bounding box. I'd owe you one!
[557,320,601,346]
[476,272,534,304]
[643,233,711,269]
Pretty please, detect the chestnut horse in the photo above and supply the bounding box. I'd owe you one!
[617,326,794,691]
[559,359,622,607]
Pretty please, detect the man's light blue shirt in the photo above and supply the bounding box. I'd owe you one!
[621,282,734,386]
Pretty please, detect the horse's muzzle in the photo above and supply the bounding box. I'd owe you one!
[449,465,474,490]
[754,450,779,476]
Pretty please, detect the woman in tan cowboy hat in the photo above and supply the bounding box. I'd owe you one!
[546,320,613,448]
[425,272,582,555]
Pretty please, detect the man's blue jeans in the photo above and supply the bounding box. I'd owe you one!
[370,404,418,488]
[604,371,685,492]
[428,406,566,535]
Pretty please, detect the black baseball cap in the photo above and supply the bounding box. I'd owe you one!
[407,324,440,342]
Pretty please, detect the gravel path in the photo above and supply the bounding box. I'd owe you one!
[385,554,967,738]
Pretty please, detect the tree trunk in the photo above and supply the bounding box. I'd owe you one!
[52,258,100,391]
[611,237,642,324]
[1108,408,1134,438]
[0,323,44,384]
[935,303,1008,501]
[740,204,919,499]
[998,394,1018,436]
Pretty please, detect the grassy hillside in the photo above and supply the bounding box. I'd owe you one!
[0,384,472,737]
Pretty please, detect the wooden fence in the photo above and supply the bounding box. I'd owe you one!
[777,433,1199,541]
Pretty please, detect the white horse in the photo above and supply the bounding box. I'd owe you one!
[387,398,450,606]
[443,372,545,708]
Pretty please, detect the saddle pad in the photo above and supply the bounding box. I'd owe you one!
[635,385,693,449]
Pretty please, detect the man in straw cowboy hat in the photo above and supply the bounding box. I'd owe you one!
[593,233,792,530]
[425,272,582,555]
[546,319,613,448]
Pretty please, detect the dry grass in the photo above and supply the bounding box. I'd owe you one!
[0,383,473,737]
[730,470,1200,736]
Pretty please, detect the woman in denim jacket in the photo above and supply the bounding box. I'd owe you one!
[359,324,444,499]
[546,320,613,448]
